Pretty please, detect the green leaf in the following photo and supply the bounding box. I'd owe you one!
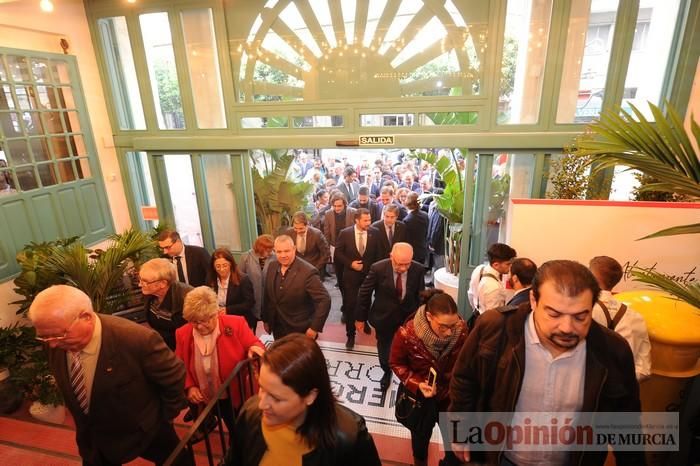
[637,223,700,240]
[631,268,700,310]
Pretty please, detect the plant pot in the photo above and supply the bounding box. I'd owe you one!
[434,267,459,303]
[29,400,66,424]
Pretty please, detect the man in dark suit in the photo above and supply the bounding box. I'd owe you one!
[29,285,193,466]
[158,230,210,287]
[336,166,361,202]
[262,235,331,339]
[403,192,429,266]
[334,208,379,349]
[286,211,330,274]
[349,186,380,222]
[323,193,356,290]
[507,257,537,306]
[376,185,407,220]
[356,242,425,390]
[371,203,407,260]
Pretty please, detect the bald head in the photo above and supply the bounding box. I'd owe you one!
[390,242,414,274]
[28,285,96,351]
[29,285,92,322]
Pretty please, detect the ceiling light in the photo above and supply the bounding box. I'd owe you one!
[39,0,54,13]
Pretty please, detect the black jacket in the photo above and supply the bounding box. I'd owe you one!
[370,219,407,260]
[449,303,644,466]
[403,208,429,264]
[227,396,381,466]
[211,273,256,327]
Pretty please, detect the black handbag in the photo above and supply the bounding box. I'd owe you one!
[394,382,437,433]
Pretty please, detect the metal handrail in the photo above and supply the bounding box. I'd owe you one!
[164,356,261,466]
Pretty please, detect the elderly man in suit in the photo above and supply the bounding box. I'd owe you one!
[262,235,331,339]
[335,208,379,349]
[28,285,193,466]
[158,229,211,287]
[286,211,330,274]
[371,203,407,260]
[356,242,425,390]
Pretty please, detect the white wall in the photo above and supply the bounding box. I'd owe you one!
[0,0,132,324]
[506,199,700,292]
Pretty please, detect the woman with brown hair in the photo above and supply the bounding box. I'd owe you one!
[209,248,256,330]
[238,234,274,329]
[226,334,381,466]
[390,289,468,466]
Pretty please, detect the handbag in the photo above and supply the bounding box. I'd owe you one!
[394,382,437,433]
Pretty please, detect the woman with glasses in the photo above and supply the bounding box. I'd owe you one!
[209,248,256,331]
[225,333,381,466]
[390,289,468,466]
[175,286,265,437]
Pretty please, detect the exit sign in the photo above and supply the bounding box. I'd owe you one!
[359,135,395,146]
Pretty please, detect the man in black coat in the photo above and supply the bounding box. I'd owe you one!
[157,230,210,287]
[403,192,429,266]
[334,208,379,349]
[285,211,330,274]
[356,242,425,390]
[371,203,407,260]
[349,186,380,222]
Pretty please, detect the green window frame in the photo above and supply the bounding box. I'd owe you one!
[0,48,114,281]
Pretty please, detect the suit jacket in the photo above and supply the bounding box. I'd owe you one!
[349,199,380,222]
[334,226,379,281]
[337,181,361,202]
[261,257,331,336]
[370,219,407,260]
[144,281,192,350]
[507,287,531,306]
[48,314,187,465]
[375,201,408,221]
[357,259,425,333]
[211,273,256,326]
[284,225,330,271]
[238,250,273,320]
[322,207,356,246]
[403,208,429,264]
[175,314,263,408]
[183,244,211,287]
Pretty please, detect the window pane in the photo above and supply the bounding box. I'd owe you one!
[30,137,51,162]
[15,85,38,110]
[50,136,70,159]
[163,154,203,245]
[240,116,289,128]
[37,162,58,187]
[6,139,31,165]
[97,16,147,130]
[291,115,343,128]
[50,61,70,84]
[498,0,553,124]
[418,111,478,125]
[37,85,60,109]
[0,111,23,137]
[76,158,91,180]
[6,55,31,82]
[557,0,619,123]
[1,84,16,109]
[202,154,241,251]
[23,111,44,135]
[0,58,7,81]
[57,86,75,109]
[42,111,64,134]
[621,1,682,119]
[31,59,51,83]
[140,12,186,130]
[16,166,38,190]
[181,8,226,129]
[360,113,414,127]
[57,160,76,182]
[69,134,86,157]
[65,111,81,133]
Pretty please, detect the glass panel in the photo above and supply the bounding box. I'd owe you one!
[202,154,241,250]
[69,134,86,157]
[37,85,59,109]
[0,111,23,137]
[96,16,147,130]
[498,0,553,124]
[30,137,51,162]
[76,158,91,179]
[15,85,38,110]
[16,166,38,190]
[23,111,44,136]
[0,58,7,81]
[181,8,226,129]
[56,86,75,109]
[163,154,203,245]
[360,113,414,127]
[42,111,63,134]
[65,110,81,133]
[50,61,70,84]
[417,112,479,125]
[31,59,51,83]
[1,84,16,109]
[240,116,289,128]
[557,0,619,123]
[6,139,31,165]
[621,1,682,120]
[234,0,489,102]
[50,136,70,159]
[6,55,31,82]
[140,12,186,130]
[57,160,76,182]
[37,162,58,187]
[291,115,343,128]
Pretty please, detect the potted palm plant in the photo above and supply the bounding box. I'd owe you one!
[0,322,36,414]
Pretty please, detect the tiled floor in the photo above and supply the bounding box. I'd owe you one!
[0,278,447,465]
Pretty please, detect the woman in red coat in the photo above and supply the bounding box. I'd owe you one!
[390,289,468,466]
[176,286,265,435]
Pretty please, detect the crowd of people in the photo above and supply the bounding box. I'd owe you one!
[25,154,654,466]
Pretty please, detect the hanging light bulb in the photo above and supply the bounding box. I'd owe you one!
[39,0,54,12]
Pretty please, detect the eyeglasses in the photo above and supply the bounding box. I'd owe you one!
[435,321,461,331]
[139,277,163,286]
[35,314,81,342]
[160,240,179,251]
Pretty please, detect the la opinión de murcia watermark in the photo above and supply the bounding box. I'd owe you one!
[441,412,679,451]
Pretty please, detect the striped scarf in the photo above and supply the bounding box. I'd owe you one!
[412,305,463,360]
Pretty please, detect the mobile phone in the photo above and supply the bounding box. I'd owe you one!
[428,367,437,389]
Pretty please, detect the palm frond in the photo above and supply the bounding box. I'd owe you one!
[631,268,700,310]
[637,223,700,240]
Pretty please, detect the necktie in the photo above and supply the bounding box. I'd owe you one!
[69,351,89,414]
[175,256,185,283]
[388,227,394,246]
[297,234,306,255]
[396,272,403,301]
[358,231,365,256]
